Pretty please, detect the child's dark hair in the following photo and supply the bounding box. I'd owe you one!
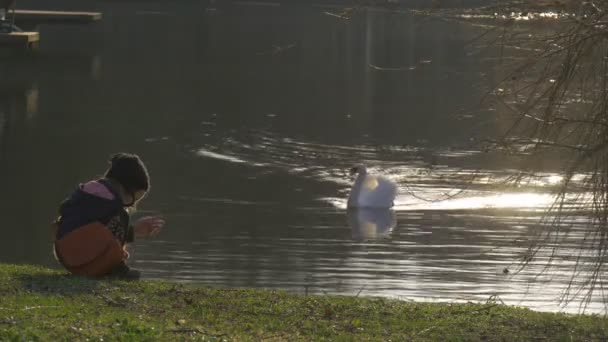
[104,153,150,193]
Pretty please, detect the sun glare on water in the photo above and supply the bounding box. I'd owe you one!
[323,192,556,211]
[398,193,555,211]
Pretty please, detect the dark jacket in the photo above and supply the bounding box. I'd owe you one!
[56,179,134,244]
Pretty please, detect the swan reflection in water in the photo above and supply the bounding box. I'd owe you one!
[347,208,397,240]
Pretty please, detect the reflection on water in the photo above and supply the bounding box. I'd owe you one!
[348,208,396,240]
[24,84,39,119]
[0,2,603,314]
[131,206,607,313]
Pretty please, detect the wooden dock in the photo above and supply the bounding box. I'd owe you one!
[0,32,39,48]
[14,10,102,24]
[0,9,102,49]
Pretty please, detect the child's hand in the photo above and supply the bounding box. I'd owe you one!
[133,216,166,238]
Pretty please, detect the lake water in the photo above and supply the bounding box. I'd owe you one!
[1,1,604,314]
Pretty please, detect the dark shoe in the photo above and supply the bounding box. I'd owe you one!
[106,263,141,281]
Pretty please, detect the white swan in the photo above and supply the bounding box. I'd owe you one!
[347,165,397,208]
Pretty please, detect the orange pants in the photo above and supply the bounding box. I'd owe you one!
[54,222,125,277]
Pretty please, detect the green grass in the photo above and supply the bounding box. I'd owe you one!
[0,264,607,341]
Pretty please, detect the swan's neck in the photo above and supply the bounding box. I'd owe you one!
[347,172,366,208]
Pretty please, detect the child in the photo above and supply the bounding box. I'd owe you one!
[52,153,165,280]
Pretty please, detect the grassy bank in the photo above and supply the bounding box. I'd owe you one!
[0,264,607,341]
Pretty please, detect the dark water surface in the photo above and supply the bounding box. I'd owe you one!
[1,2,603,313]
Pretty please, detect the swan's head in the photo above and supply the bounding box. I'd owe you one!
[349,165,367,176]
